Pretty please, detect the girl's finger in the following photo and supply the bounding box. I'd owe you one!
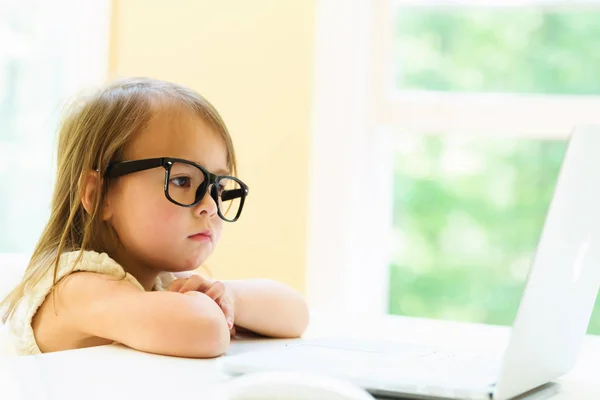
[178,274,211,293]
[204,281,225,301]
[167,278,186,292]
[219,296,235,329]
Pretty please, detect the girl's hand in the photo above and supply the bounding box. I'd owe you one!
[167,275,236,335]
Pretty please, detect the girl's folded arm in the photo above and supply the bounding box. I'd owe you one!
[50,272,230,358]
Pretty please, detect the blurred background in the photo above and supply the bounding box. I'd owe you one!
[2,0,600,332]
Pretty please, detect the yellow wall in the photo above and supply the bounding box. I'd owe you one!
[109,0,316,292]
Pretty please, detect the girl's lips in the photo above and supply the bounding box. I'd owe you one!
[189,230,212,241]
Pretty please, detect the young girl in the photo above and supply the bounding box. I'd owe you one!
[0,77,309,357]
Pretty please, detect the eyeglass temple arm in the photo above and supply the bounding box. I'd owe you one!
[221,188,247,202]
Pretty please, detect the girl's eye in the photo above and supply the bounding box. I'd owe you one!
[170,176,191,188]
[217,183,226,194]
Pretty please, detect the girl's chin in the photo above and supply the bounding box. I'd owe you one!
[174,255,210,272]
[149,246,212,273]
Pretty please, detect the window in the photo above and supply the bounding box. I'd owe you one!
[0,1,110,264]
[307,0,600,335]
[388,1,600,333]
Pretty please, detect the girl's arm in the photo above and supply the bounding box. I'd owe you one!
[37,272,231,358]
[224,279,310,338]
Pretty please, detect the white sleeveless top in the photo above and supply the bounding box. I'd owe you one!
[6,250,176,356]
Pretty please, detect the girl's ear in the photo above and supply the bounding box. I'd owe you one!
[81,170,112,221]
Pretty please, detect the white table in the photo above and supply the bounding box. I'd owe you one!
[1,312,600,399]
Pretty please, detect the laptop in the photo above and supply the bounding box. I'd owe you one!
[218,124,600,400]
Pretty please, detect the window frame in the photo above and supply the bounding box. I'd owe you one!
[307,0,600,315]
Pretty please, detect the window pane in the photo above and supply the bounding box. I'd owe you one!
[388,135,600,334]
[394,8,600,94]
[0,3,73,252]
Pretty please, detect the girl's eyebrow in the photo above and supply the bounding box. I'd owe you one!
[189,159,229,175]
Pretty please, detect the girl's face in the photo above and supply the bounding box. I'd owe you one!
[105,108,228,273]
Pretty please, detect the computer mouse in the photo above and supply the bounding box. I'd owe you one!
[214,371,375,400]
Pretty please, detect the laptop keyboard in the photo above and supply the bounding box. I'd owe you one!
[299,338,499,380]
[251,337,502,397]
[302,336,437,356]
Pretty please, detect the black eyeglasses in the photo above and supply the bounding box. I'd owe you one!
[105,157,249,222]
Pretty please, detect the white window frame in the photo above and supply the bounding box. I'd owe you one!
[0,0,111,273]
[307,0,600,315]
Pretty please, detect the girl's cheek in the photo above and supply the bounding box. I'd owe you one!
[212,221,224,243]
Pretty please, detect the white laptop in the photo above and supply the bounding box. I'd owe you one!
[219,125,600,400]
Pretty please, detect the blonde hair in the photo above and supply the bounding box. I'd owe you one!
[0,77,237,322]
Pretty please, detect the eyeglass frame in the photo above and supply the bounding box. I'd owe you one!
[104,157,249,222]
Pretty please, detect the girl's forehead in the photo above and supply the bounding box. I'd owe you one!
[125,108,229,173]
